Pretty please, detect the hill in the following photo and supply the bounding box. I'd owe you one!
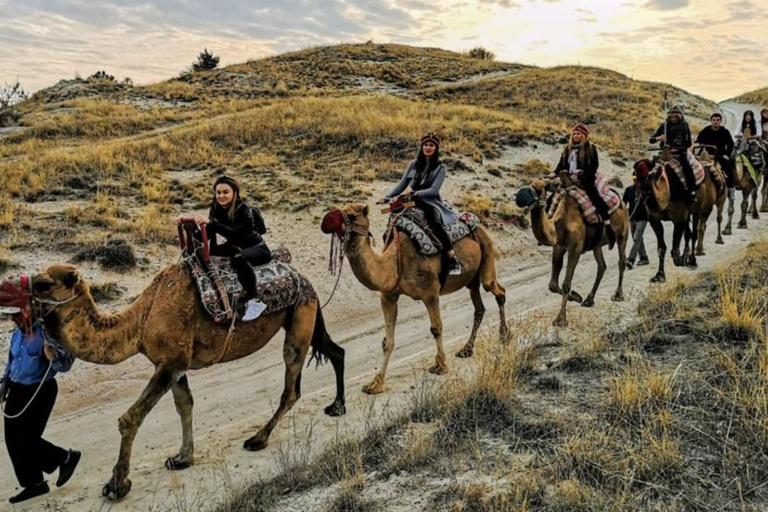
[733,87,768,106]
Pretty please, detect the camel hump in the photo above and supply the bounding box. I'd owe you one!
[387,208,481,256]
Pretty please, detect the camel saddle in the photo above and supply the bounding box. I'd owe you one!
[182,245,317,324]
[548,172,621,224]
[696,153,727,192]
[384,209,481,256]
[664,150,705,191]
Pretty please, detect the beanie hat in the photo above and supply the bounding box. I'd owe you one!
[420,132,441,148]
[667,105,684,115]
[571,123,589,138]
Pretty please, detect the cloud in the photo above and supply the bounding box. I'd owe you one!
[478,0,521,7]
[643,0,689,10]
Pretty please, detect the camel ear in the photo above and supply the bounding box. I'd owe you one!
[62,270,80,289]
[362,205,369,217]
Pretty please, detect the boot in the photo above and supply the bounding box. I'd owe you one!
[9,482,49,504]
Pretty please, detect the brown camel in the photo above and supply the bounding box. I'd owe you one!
[515,175,628,327]
[320,204,507,395]
[632,156,724,281]
[30,264,346,501]
[725,144,760,232]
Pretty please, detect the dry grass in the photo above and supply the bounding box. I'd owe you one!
[734,87,768,106]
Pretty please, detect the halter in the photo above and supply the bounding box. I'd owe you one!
[33,292,81,307]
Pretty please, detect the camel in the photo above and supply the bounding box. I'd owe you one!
[30,263,346,501]
[725,140,761,232]
[632,156,724,282]
[515,175,628,327]
[320,203,507,395]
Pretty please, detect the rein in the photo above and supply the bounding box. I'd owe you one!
[1,328,54,420]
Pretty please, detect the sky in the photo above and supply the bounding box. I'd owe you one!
[0,0,766,101]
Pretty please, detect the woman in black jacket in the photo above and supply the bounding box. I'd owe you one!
[198,176,271,321]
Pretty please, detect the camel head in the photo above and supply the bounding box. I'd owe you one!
[31,264,90,305]
[515,180,548,210]
[321,203,371,237]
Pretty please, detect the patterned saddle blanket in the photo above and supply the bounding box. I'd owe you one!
[665,151,705,190]
[184,246,317,324]
[548,172,621,224]
[737,154,762,187]
[385,208,481,255]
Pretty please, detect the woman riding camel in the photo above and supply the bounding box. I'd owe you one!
[191,175,271,321]
[377,132,462,276]
[760,108,768,143]
[741,110,757,137]
[650,105,696,201]
[554,123,614,237]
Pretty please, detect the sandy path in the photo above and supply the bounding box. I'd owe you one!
[0,103,759,511]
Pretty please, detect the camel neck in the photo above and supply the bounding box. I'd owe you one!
[529,205,557,246]
[46,290,150,365]
[345,231,399,293]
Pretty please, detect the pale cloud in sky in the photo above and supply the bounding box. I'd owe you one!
[0,0,765,100]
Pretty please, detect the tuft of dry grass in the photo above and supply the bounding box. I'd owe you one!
[734,87,768,106]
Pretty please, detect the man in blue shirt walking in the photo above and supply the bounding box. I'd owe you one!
[1,303,80,504]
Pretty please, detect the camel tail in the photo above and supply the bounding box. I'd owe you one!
[308,304,343,369]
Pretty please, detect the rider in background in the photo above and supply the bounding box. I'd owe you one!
[650,105,696,201]
[1,281,79,505]
[196,175,271,321]
[760,108,768,145]
[741,110,757,137]
[377,133,462,276]
[553,123,614,239]
[695,113,735,188]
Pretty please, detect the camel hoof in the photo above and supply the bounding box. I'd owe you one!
[716,238,724,245]
[568,291,583,303]
[548,283,560,295]
[552,317,568,328]
[455,346,474,358]
[687,259,698,269]
[102,479,132,501]
[612,291,624,302]
[738,222,747,229]
[696,249,705,256]
[243,436,268,452]
[428,364,448,375]
[165,455,193,471]
[324,400,347,417]
[723,226,732,235]
[362,376,385,395]
[650,273,666,283]
[581,297,595,308]
[761,206,768,213]
[673,257,684,267]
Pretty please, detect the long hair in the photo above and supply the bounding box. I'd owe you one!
[562,133,594,167]
[742,111,757,136]
[211,176,241,222]
[761,110,768,125]
[414,146,441,184]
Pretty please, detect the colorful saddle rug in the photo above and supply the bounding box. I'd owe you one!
[665,150,705,190]
[385,209,481,255]
[548,172,621,224]
[737,154,762,187]
[184,246,316,324]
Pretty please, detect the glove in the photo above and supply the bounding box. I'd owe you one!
[0,383,8,404]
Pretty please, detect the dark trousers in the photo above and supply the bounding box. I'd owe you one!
[4,379,68,488]
[213,243,271,299]
[676,151,697,192]
[582,178,611,220]
[628,220,648,263]
[416,199,453,253]
[718,156,734,188]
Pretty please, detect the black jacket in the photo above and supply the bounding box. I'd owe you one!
[554,143,600,182]
[650,121,692,150]
[695,126,734,157]
[623,185,648,222]
[207,201,266,254]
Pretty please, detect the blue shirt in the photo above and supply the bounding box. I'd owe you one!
[1,322,74,386]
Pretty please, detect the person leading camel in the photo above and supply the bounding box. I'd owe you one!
[553,123,614,241]
[190,175,271,321]
[1,280,80,504]
[650,105,696,201]
[377,133,462,276]
[622,172,649,269]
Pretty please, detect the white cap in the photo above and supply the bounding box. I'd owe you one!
[0,306,21,315]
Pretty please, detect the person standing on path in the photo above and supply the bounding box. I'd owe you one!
[1,280,80,504]
[623,173,650,270]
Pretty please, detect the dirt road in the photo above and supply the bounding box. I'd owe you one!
[0,102,762,512]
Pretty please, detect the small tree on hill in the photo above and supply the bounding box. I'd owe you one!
[467,46,496,61]
[0,79,27,110]
[192,48,220,72]
[89,70,116,82]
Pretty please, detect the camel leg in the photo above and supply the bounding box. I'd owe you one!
[724,188,735,234]
[671,221,685,267]
[103,367,179,500]
[761,177,768,212]
[715,196,724,245]
[321,336,347,417]
[478,257,508,343]
[738,191,748,229]
[688,214,700,268]
[457,279,484,358]
[581,247,606,308]
[548,246,565,295]
[751,188,759,219]
[424,295,448,375]
[612,227,627,302]
[362,294,398,395]
[696,206,713,256]
[243,305,313,451]
[554,245,581,327]
[165,375,195,471]
[649,219,667,283]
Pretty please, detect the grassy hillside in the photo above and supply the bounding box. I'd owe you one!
[0,43,717,254]
[734,87,768,106]
[216,243,768,512]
